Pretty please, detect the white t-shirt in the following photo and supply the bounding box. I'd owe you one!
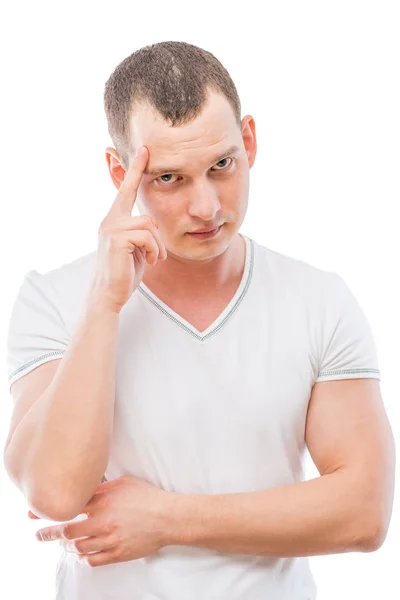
[6,234,381,600]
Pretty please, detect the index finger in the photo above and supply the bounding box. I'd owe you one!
[109,146,149,216]
[36,516,99,542]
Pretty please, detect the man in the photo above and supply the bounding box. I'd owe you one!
[3,41,395,600]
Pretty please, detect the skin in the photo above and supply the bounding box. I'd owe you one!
[30,90,260,566]
[105,89,257,298]
[30,95,394,567]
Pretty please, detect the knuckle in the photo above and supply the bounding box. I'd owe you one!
[99,217,122,235]
[108,232,118,243]
[98,226,110,240]
[143,214,152,225]
[103,517,117,535]
[86,555,96,567]
[61,525,72,540]
[107,532,120,547]
[107,232,122,246]
[114,215,130,229]
[103,523,113,536]
[98,219,109,233]
[113,547,123,560]
[74,539,85,553]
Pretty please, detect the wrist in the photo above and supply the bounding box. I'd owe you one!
[85,286,123,317]
[160,492,192,547]
[160,491,206,548]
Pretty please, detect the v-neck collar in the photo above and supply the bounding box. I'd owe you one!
[137,234,254,342]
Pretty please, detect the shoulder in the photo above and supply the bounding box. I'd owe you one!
[252,237,337,295]
[44,250,97,290]
[26,250,98,324]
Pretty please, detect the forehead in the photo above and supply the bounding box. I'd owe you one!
[128,92,241,173]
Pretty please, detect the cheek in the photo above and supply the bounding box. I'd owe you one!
[152,203,174,220]
[234,166,249,190]
[136,192,165,219]
[222,170,248,203]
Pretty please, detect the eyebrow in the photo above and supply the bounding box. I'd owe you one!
[143,144,241,176]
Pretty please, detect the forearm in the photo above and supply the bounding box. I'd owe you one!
[5,291,120,520]
[168,471,377,557]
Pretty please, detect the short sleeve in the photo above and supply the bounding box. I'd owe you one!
[315,272,381,383]
[6,270,70,392]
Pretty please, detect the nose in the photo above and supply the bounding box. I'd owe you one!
[186,179,222,221]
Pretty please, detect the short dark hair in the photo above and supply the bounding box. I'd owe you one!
[103,41,242,169]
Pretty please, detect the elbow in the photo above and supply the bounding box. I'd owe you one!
[27,479,94,522]
[3,456,86,522]
[357,491,394,552]
[4,449,106,522]
[357,517,390,553]
[29,492,85,522]
[28,474,106,522]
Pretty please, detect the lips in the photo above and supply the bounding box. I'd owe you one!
[190,226,220,233]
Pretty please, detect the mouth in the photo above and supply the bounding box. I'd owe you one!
[186,224,223,240]
[190,225,220,233]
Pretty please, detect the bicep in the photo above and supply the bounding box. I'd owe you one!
[305,378,395,524]
[5,359,63,453]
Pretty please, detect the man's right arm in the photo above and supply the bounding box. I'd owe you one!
[4,145,166,522]
[3,293,120,522]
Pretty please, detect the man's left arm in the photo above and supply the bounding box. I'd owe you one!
[166,378,395,557]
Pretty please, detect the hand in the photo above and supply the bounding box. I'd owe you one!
[89,145,168,314]
[34,475,175,567]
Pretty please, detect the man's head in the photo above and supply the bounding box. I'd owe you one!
[104,41,256,264]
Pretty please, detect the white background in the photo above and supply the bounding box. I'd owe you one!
[0,1,398,598]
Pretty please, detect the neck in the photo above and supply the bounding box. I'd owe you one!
[142,233,245,294]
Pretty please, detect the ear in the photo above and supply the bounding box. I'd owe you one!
[105,146,127,190]
[241,115,257,168]
[28,510,40,519]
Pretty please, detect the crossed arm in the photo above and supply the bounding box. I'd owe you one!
[166,378,395,557]
[33,378,395,564]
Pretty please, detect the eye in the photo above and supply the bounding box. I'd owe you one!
[211,157,233,170]
[154,157,234,186]
[157,173,179,185]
